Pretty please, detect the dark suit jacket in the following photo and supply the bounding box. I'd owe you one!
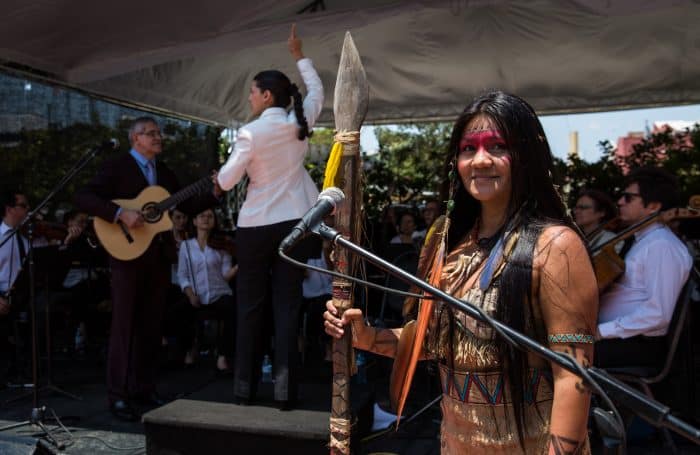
[74,152,219,261]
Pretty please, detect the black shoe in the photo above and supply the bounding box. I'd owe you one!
[134,391,170,407]
[233,395,250,406]
[276,399,296,411]
[110,400,140,422]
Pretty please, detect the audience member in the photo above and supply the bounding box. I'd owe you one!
[414,198,441,240]
[390,211,421,249]
[301,234,333,366]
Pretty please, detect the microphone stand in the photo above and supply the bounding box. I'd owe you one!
[0,142,108,450]
[311,223,700,448]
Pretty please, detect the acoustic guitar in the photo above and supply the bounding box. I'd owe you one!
[93,177,211,261]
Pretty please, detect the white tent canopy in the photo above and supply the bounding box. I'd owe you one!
[1,0,699,125]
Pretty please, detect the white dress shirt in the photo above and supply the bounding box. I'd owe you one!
[178,238,233,305]
[217,58,324,228]
[0,222,29,294]
[598,223,693,339]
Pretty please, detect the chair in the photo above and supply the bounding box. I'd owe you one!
[604,271,697,453]
[376,249,419,328]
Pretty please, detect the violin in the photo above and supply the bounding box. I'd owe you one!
[585,217,622,242]
[29,221,69,242]
[591,198,700,292]
[207,231,236,256]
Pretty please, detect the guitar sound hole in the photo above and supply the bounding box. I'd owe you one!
[142,203,163,223]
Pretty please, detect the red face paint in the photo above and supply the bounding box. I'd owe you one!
[459,129,508,157]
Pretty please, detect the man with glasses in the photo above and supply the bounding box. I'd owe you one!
[0,190,30,386]
[75,116,222,421]
[0,190,30,315]
[595,167,692,368]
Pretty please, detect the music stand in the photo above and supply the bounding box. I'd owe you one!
[0,141,108,450]
[4,245,82,404]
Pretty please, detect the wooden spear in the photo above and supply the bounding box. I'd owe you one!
[328,31,368,455]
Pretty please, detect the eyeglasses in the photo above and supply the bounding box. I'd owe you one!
[620,192,642,203]
[138,130,163,138]
[573,204,593,210]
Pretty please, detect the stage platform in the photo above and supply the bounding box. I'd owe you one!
[0,348,697,454]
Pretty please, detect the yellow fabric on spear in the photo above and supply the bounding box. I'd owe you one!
[322,142,343,190]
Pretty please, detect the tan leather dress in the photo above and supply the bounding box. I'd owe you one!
[424,236,590,454]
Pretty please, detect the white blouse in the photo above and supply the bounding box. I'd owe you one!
[217,58,324,227]
[177,238,233,305]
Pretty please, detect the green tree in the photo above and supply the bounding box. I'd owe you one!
[556,140,625,207]
[625,125,700,203]
[362,123,450,220]
[560,124,700,209]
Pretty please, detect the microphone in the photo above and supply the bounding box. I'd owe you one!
[279,187,345,253]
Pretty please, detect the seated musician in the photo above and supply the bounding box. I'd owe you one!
[0,189,31,382]
[595,167,693,368]
[573,188,619,250]
[53,210,109,354]
[175,208,237,372]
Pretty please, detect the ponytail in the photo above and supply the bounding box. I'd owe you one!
[289,83,312,140]
[253,71,312,141]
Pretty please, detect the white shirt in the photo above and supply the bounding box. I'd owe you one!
[177,238,233,305]
[589,229,621,252]
[0,222,29,294]
[218,58,324,227]
[303,255,332,299]
[598,223,693,339]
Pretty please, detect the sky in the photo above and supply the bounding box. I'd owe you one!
[359,104,700,163]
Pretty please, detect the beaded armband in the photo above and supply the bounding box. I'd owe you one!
[548,333,595,344]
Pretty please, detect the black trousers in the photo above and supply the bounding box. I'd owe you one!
[108,244,169,403]
[594,335,666,369]
[170,294,236,358]
[234,220,311,401]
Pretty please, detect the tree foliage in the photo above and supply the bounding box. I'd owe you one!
[559,124,700,208]
[362,123,450,220]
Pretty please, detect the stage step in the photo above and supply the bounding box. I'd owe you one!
[144,398,331,454]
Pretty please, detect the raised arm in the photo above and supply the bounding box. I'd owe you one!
[288,24,324,129]
[535,226,598,454]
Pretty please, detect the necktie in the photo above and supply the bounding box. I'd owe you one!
[619,236,635,259]
[15,232,26,264]
[145,160,156,186]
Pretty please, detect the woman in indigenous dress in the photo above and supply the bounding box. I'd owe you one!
[324,91,598,454]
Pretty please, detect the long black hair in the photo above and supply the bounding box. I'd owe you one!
[253,70,311,140]
[439,91,579,448]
